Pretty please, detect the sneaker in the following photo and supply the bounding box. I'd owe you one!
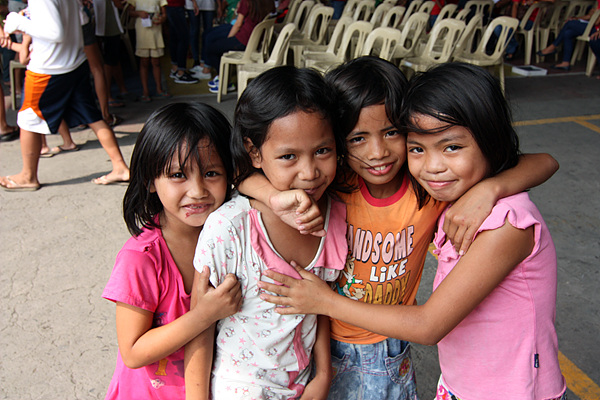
[207,75,220,89]
[169,69,178,79]
[189,65,212,80]
[209,83,235,94]
[174,72,199,84]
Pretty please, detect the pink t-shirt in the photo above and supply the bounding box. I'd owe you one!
[433,192,566,400]
[103,226,190,400]
[235,0,260,46]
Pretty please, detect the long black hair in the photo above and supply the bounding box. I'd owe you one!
[325,56,409,184]
[123,102,233,236]
[231,66,343,188]
[401,62,521,208]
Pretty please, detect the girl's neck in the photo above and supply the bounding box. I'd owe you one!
[250,195,328,267]
[159,213,202,294]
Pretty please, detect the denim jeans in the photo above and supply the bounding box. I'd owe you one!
[327,338,419,400]
[166,6,189,70]
[202,23,245,70]
[552,19,589,63]
[187,9,215,64]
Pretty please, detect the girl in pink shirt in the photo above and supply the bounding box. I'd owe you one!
[103,103,242,399]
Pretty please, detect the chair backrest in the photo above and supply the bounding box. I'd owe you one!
[382,0,397,4]
[394,11,429,57]
[565,0,595,20]
[538,0,567,30]
[416,18,465,62]
[437,4,458,21]
[580,8,600,37]
[301,5,334,44]
[418,1,436,15]
[370,3,393,27]
[324,16,355,53]
[455,8,471,21]
[293,0,316,32]
[453,13,483,58]
[518,2,548,31]
[361,26,402,60]
[342,0,362,17]
[283,0,303,25]
[335,20,374,60]
[474,16,519,62]
[266,23,297,65]
[353,0,376,21]
[243,17,277,63]
[463,0,494,20]
[381,6,406,28]
[400,0,423,28]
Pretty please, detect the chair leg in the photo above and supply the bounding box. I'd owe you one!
[586,50,596,77]
[217,61,228,103]
[524,33,532,65]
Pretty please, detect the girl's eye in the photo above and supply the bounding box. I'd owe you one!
[315,147,332,155]
[347,136,364,144]
[170,171,185,179]
[446,145,462,152]
[280,154,296,160]
[385,129,401,138]
[408,146,423,154]
[205,170,221,178]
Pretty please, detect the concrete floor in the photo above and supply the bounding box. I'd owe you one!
[0,69,598,399]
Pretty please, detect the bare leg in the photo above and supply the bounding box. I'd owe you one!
[140,57,150,98]
[0,128,42,188]
[55,121,76,150]
[151,57,165,94]
[88,120,129,184]
[0,84,17,133]
[84,43,111,122]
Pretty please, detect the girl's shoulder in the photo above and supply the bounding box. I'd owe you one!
[479,192,543,234]
[120,225,165,255]
[201,194,253,234]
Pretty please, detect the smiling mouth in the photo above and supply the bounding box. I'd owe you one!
[367,164,392,175]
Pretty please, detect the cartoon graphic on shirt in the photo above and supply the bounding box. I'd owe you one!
[335,257,366,300]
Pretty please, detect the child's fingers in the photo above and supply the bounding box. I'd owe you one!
[296,215,325,236]
[196,266,211,297]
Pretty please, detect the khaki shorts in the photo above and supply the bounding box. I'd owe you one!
[135,48,165,58]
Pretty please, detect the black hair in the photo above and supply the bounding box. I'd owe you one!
[401,62,521,208]
[324,56,409,185]
[123,102,233,236]
[232,66,343,188]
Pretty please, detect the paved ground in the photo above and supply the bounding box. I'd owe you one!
[1,70,599,399]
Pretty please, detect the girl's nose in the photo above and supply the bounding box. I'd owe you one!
[424,153,446,174]
[299,159,320,181]
[189,177,208,198]
[367,137,388,160]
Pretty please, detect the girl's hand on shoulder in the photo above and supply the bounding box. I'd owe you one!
[258,261,333,315]
[269,189,325,237]
[194,267,242,321]
[443,181,496,256]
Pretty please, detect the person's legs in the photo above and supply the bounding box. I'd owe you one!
[139,56,151,98]
[151,56,165,94]
[88,120,129,184]
[167,6,191,73]
[542,20,588,66]
[201,23,233,73]
[84,42,112,121]
[200,10,216,65]
[0,128,42,189]
[187,9,201,66]
[0,84,17,136]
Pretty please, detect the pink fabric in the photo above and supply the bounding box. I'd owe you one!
[103,227,190,399]
[433,192,565,400]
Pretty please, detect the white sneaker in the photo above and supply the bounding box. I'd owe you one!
[189,65,212,80]
[209,83,235,94]
[207,75,220,89]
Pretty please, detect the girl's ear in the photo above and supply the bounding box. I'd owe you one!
[244,138,262,169]
[149,181,156,193]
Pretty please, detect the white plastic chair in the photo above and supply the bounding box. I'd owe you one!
[289,6,334,66]
[381,5,406,28]
[392,12,430,62]
[571,8,600,67]
[453,16,519,92]
[291,0,316,32]
[302,16,355,55]
[452,13,484,59]
[462,0,494,23]
[401,18,466,74]
[216,17,276,102]
[352,0,376,21]
[535,1,568,62]
[399,0,423,29]
[237,23,297,98]
[513,2,549,65]
[342,0,362,17]
[304,20,373,73]
[369,3,393,27]
[360,26,402,61]
[418,1,435,15]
